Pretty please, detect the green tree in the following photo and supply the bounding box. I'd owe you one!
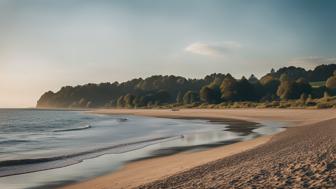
[270,68,275,74]
[208,82,222,103]
[132,96,141,108]
[248,74,259,84]
[36,91,55,107]
[277,77,312,100]
[155,90,171,104]
[117,96,125,107]
[326,74,336,95]
[183,91,199,104]
[295,78,312,97]
[259,75,280,101]
[200,86,213,103]
[200,84,221,104]
[277,75,294,99]
[311,86,327,99]
[279,73,289,82]
[176,91,183,104]
[220,75,238,101]
[326,75,336,89]
[260,75,280,94]
[236,77,257,101]
[124,94,135,107]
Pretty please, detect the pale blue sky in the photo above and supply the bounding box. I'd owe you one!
[0,0,335,107]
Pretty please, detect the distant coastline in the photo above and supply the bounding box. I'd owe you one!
[36,64,336,110]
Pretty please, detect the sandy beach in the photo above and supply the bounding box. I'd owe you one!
[63,109,336,189]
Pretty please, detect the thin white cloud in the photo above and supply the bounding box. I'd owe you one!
[185,41,241,57]
[289,56,336,68]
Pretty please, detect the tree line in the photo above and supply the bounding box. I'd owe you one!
[37,64,336,108]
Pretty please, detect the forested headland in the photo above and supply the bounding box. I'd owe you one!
[37,64,336,109]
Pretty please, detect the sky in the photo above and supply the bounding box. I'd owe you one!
[0,0,336,108]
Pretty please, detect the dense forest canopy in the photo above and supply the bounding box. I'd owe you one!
[37,64,336,108]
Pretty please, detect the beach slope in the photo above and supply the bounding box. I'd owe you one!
[63,109,336,189]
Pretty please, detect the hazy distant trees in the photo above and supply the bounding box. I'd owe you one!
[36,64,336,108]
[37,91,55,107]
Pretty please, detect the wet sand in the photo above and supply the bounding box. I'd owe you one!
[63,109,336,189]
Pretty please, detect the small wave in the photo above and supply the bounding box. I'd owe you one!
[0,136,177,168]
[0,140,31,145]
[53,125,91,132]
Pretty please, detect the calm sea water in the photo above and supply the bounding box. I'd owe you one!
[0,109,285,189]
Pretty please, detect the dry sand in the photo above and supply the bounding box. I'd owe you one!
[63,109,336,189]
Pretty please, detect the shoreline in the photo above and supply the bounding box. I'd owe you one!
[0,110,268,188]
[62,109,336,189]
